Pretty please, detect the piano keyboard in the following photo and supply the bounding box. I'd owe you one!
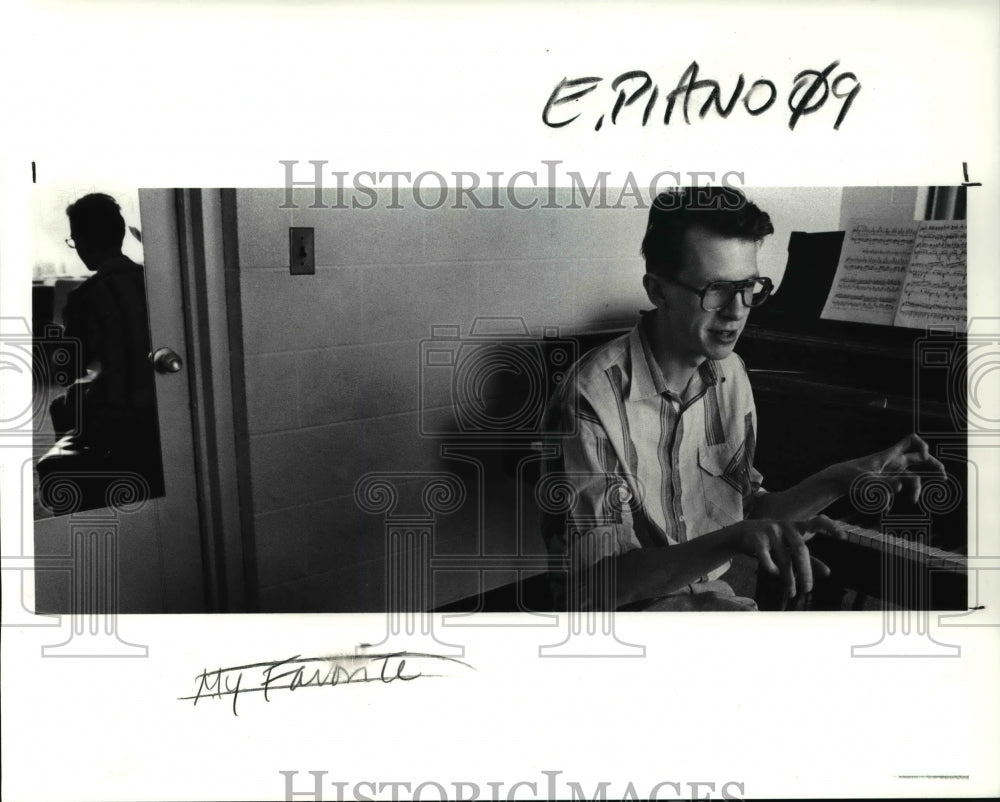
[838,521,967,573]
[757,520,972,610]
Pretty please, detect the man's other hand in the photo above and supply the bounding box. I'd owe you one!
[836,433,947,508]
[735,515,845,600]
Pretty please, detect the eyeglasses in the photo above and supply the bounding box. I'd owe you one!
[661,275,774,312]
[65,237,76,249]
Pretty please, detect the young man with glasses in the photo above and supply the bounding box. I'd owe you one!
[543,187,945,611]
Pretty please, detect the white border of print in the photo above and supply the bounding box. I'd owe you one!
[2,2,998,801]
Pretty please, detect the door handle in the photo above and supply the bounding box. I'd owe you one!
[150,347,183,374]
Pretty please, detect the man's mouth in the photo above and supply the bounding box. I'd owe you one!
[709,329,741,343]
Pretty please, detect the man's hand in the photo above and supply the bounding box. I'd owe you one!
[735,515,845,600]
[834,433,947,509]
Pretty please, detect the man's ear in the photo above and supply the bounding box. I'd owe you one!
[643,273,667,308]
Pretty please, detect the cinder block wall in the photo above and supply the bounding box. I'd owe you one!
[236,187,648,611]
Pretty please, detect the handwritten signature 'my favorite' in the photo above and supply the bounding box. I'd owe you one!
[180,648,474,716]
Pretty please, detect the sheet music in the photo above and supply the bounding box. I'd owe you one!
[820,219,920,325]
[892,220,967,329]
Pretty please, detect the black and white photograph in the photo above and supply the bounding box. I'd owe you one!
[28,184,972,617]
[2,2,998,801]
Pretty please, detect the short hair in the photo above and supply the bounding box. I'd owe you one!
[640,187,774,277]
[66,193,126,250]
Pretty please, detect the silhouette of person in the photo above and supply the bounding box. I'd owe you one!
[41,193,162,505]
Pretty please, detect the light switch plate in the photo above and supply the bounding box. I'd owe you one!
[289,227,315,274]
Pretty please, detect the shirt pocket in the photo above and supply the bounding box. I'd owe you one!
[697,445,745,527]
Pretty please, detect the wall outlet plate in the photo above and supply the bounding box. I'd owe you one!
[289,227,315,274]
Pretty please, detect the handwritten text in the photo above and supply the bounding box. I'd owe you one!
[543,61,861,132]
[181,648,474,716]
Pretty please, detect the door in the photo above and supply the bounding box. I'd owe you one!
[29,189,247,615]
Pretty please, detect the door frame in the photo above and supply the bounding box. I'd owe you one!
[172,188,257,612]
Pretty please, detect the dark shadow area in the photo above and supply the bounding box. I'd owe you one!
[418,319,628,612]
[33,193,165,517]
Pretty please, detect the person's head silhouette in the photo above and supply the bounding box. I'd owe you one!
[66,193,126,271]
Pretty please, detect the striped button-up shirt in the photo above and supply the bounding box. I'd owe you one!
[542,316,764,606]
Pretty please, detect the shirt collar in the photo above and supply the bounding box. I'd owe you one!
[628,320,664,400]
[628,315,722,401]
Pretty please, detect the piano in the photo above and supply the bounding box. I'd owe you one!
[738,230,969,611]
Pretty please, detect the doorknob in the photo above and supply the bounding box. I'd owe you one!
[150,347,184,374]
